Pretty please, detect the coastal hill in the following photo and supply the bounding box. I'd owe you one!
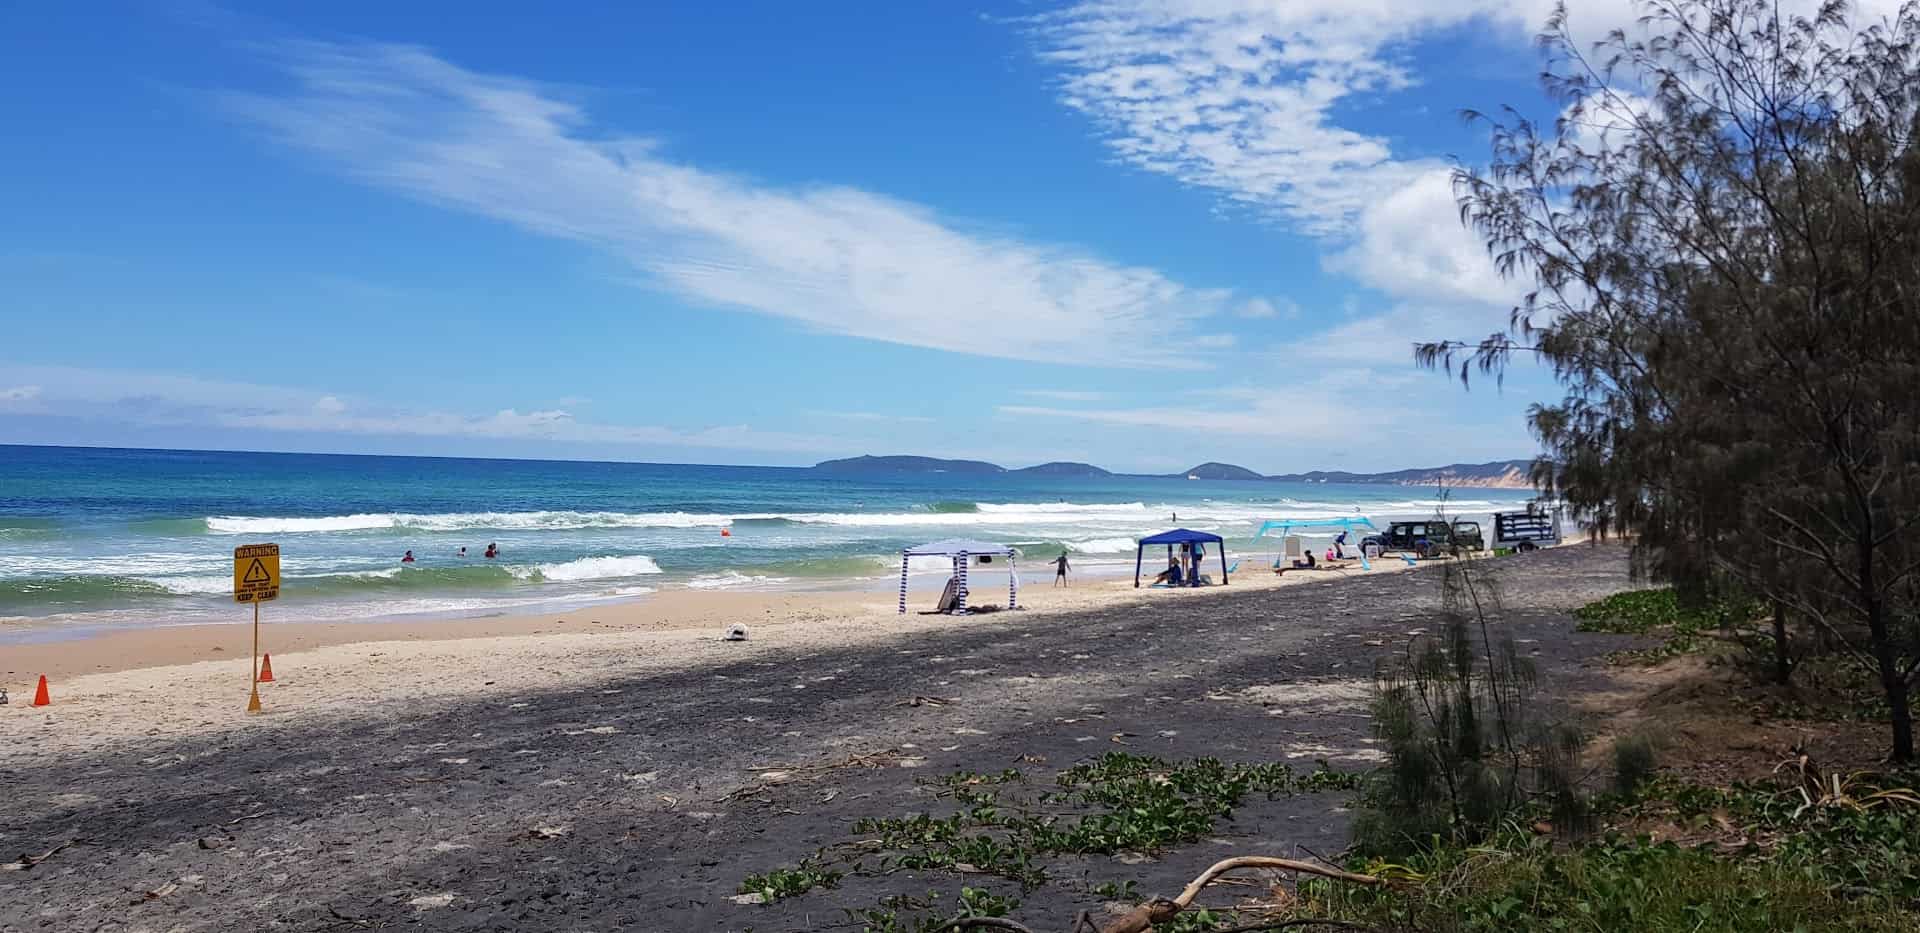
[808,455,1534,488]
[1266,460,1533,489]
[1011,461,1113,478]
[1178,462,1265,481]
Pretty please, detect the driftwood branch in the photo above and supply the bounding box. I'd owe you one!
[936,920,1038,933]
[1,839,79,872]
[1095,856,1384,933]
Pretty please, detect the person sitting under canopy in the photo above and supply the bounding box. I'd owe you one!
[1150,558,1184,586]
[1133,528,1229,588]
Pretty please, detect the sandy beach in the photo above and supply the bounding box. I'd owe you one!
[2,559,1406,755]
[0,545,1633,931]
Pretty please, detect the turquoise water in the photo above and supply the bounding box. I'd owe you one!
[0,445,1537,631]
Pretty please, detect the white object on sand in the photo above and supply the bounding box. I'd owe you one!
[724,624,749,642]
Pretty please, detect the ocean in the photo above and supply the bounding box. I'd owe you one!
[0,445,1539,633]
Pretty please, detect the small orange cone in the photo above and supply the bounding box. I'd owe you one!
[32,675,50,707]
[257,654,275,683]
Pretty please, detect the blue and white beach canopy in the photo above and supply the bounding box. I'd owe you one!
[897,539,1018,615]
[902,539,1017,557]
[1251,517,1382,569]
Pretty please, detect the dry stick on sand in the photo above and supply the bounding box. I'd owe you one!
[724,751,914,801]
[937,857,1384,933]
[1,839,79,872]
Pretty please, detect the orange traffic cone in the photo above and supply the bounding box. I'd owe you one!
[32,675,50,707]
[257,654,275,683]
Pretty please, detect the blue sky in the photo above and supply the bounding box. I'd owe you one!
[0,1,1653,473]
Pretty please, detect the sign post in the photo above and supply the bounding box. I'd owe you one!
[233,544,280,713]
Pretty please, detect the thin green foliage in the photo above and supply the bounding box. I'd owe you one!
[736,754,1360,927]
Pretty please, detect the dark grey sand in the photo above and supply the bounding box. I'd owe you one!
[1,545,1634,932]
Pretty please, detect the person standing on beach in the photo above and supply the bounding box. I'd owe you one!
[1053,551,1070,586]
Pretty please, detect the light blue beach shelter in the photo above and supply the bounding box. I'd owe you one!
[1251,517,1383,570]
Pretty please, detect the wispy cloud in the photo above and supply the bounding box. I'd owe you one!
[1235,297,1296,319]
[1028,0,1882,313]
[0,385,41,403]
[806,410,936,424]
[1017,388,1108,402]
[0,364,833,453]
[1000,397,1396,442]
[1027,1,1670,235]
[219,39,1267,369]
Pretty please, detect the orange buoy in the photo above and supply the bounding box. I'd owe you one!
[720,528,732,537]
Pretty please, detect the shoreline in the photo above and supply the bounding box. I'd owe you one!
[1,555,1410,688]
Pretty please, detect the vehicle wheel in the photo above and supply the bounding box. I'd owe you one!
[1518,542,1537,552]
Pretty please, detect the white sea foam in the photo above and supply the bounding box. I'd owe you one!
[203,511,756,534]
[0,553,219,577]
[194,501,1327,535]
[686,571,793,590]
[526,555,664,582]
[1064,536,1140,554]
[136,574,232,596]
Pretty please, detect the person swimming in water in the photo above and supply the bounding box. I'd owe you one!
[401,550,415,564]
[457,546,467,558]
[484,542,498,559]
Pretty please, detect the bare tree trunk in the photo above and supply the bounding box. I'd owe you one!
[1771,599,1793,685]
[1861,540,1914,761]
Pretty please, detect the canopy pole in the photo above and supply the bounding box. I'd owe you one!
[954,552,969,616]
[1008,554,1018,609]
[1134,545,1143,587]
[897,552,910,614]
[1221,546,1230,585]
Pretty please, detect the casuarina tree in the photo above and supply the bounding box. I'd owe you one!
[1422,0,1920,759]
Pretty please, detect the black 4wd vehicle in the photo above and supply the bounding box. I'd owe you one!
[1362,520,1484,558]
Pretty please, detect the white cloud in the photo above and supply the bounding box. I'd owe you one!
[220,40,1266,369]
[1035,0,1516,235]
[806,410,936,424]
[1001,392,1397,443]
[1029,0,1888,313]
[1236,297,1296,319]
[0,364,831,453]
[0,385,41,403]
[1024,1,1582,327]
[1324,169,1518,307]
[1017,388,1108,402]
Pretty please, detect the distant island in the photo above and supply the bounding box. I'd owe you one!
[1181,462,1265,481]
[1265,461,1534,489]
[809,455,1534,489]
[1011,461,1113,478]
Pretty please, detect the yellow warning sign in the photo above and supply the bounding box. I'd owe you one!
[234,543,280,603]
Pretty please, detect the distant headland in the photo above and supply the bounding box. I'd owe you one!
[809,454,1534,489]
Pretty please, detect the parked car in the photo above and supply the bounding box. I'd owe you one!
[1492,508,1563,551]
[1362,520,1483,558]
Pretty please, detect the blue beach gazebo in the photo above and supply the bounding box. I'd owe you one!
[1134,529,1228,588]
